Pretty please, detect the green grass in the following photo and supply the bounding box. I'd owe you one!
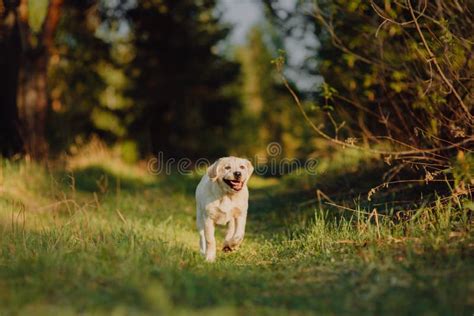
[0,154,472,315]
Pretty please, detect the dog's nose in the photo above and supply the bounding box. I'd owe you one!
[233,171,241,179]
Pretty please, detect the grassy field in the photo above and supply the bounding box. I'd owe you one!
[0,149,472,315]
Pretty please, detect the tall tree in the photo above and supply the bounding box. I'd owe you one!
[126,0,239,158]
[0,0,63,159]
[0,1,23,157]
[17,0,63,159]
[232,26,308,160]
[47,0,112,153]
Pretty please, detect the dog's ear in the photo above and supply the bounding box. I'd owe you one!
[245,159,254,177]
[207,159,222,182]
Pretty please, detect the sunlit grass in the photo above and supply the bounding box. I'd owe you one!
[0,150,472,315]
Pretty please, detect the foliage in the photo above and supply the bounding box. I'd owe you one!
[264,0,473,198]
[27,0,49,33]
[47,0,112,152]
[2,0,244,160]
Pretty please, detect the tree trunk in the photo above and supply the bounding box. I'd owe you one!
[17,51,49,158]
[0,3,24,157]
[15,0,63,160]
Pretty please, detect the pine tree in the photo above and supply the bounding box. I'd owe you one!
[126,0,239,158]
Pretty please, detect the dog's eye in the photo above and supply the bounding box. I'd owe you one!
[225,166,231,170]
[240,165,245,169]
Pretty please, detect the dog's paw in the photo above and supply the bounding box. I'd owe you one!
[231,235,243,246]
[223,239,242,252]
[222,245,233,252]
[205,253,216,262]
[234,235,243,242]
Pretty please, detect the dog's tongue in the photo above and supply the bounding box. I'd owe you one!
[230,180,243,190]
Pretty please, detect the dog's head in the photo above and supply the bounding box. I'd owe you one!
[207,156,254,193]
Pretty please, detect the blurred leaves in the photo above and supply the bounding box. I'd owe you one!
[28,0,49,33]
[47,0,112,152]
[231,26,308,160]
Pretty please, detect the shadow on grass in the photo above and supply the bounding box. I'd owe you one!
[245,161,455,235]
[61,164,456,240]
[57,165,157,194]
[65,166,203,197]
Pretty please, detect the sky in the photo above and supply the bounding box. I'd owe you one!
[219,0,321,91]
[219,0,264,45]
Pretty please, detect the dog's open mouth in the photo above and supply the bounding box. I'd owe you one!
[223,179,243,191]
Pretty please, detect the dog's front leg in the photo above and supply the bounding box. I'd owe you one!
[204,218,216,262]
[231,212,247,249]
[223,218,236,252]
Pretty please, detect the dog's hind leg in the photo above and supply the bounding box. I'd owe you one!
[230,212,247,249]
[223,218,236,252]
[204,218,216,262]
[196,213,206,256]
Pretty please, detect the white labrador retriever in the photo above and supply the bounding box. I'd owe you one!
[195,157,254,262]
